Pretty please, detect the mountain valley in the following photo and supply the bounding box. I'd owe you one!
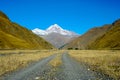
[0,10,120,80]
[0,11,120,50]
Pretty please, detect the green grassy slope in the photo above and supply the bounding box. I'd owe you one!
[0,11,54,49]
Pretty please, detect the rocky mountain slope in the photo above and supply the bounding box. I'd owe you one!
[0,11,54,49]
[32,24,79,48]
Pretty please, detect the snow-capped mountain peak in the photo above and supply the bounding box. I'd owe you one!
[32,24,79,36]
[47,24,63,31]
[32,24,79,48]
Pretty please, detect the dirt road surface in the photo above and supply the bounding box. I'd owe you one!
[1,52,114,80]
[1,54,56,80]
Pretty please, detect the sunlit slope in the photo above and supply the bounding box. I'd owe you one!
[89,19,120,49]
[63,19,120,50]
[62,25,111,49]
[0,11,9,20]
[0,11,54,49]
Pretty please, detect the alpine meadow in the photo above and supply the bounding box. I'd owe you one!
[0,0,120,80]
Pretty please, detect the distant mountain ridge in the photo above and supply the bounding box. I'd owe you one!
[0,11,54,49]
[32,24,79,48]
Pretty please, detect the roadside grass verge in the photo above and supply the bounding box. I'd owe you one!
[69,50,120,79]
[49,53,62,67]
[0,50,56,76]
[0,50,42,54]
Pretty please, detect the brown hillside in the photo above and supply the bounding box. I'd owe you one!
[63,25,111,50]
[88,19,120,50]
[0,11,9,20]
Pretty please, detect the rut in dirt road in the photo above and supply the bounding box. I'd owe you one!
[1,54,56,80]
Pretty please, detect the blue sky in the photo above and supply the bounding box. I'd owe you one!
[0,0,120,34]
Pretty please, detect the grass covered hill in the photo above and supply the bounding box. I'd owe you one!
[63,19,120,50]
[88,19,120,50]
[0,11,54,49]
[62,24,111,50]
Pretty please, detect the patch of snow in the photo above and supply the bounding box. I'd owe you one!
[32,28,48,35]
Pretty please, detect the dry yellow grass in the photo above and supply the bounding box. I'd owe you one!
[49,53,62,67]
[0,50,39,54]
[0,50,56,76]
[69,50,120,79]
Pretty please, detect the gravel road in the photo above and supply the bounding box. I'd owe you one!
[1,54,56,80]
[56,53,98,80]
[1,52,114,80]
[57,52,114,80]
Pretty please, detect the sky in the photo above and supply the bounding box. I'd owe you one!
[0,0,120,34]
